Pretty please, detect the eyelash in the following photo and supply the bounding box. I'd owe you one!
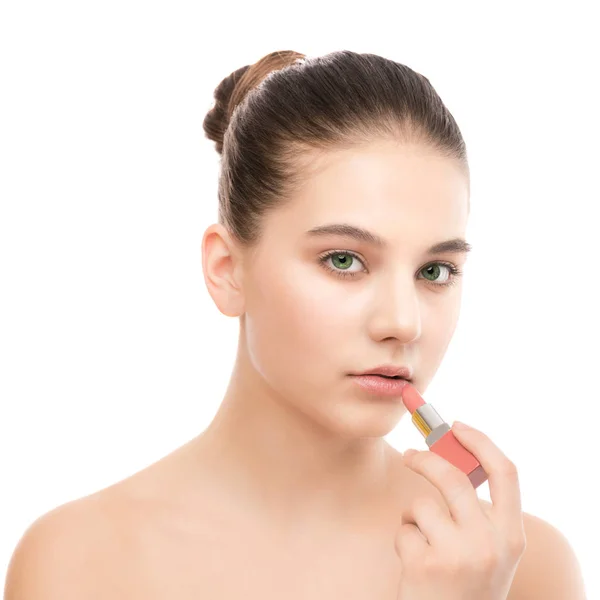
[318,249,463,288]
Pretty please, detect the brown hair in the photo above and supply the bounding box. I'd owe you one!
[203,50,470,249]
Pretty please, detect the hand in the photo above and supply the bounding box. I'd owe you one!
[395,422,527,600]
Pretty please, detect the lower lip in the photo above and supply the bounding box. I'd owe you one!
[349,375,410,397]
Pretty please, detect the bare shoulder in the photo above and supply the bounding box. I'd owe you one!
[4,442,201,600]
[477,500,586,600]
[4,487,136,599]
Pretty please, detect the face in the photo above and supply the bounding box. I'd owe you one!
[209,140,470,438]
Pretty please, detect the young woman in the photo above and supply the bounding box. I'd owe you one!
[5,50,586,599]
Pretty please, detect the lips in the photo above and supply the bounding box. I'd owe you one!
[349,374,410,397]
[351,364,413,381]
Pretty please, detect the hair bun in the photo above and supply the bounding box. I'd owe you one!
[202,64,251,155]
[203,51,305,155]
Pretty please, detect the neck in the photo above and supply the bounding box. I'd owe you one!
[190,335,398,532]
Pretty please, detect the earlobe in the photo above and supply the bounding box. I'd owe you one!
[201,223,246,317]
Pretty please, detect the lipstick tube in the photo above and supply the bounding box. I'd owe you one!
[402,384,488,489]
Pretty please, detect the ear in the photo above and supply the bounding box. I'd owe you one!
[201,223,246,317]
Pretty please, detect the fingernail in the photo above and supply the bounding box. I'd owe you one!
[453,421,468,430]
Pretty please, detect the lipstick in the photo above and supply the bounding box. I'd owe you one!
[401,384,488,489]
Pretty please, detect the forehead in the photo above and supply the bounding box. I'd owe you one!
[270,141,470,247]
[302,141,467,208]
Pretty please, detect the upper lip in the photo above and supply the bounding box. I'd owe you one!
[351,365,413,380]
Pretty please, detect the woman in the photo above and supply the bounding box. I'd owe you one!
[5,50,586,599]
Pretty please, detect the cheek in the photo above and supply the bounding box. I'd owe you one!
[245,263,352,382]
[419,294,462,373]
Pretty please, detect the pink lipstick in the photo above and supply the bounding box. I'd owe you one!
[350,374,410,397]
[401,383,488,489]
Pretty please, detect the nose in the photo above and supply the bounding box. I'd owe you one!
[368,278,421,343]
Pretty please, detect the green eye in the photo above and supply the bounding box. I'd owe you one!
[331,253,354,270]
[319,251,364,278]
[419,263,462,287]
[422,264,442,281]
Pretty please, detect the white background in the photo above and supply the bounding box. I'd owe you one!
[1,1,598,596]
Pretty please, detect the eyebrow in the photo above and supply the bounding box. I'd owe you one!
[305,223,472,255]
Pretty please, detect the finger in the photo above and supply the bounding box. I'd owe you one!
[451,422,523,525]
[403,449,483,526]
[395,521,429,562]
[401,496,457,548]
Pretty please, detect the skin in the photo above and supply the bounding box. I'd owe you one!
[196,138,470,532]
[5,139,586,598]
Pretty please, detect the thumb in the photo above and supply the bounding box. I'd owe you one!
[395,519,428,560]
